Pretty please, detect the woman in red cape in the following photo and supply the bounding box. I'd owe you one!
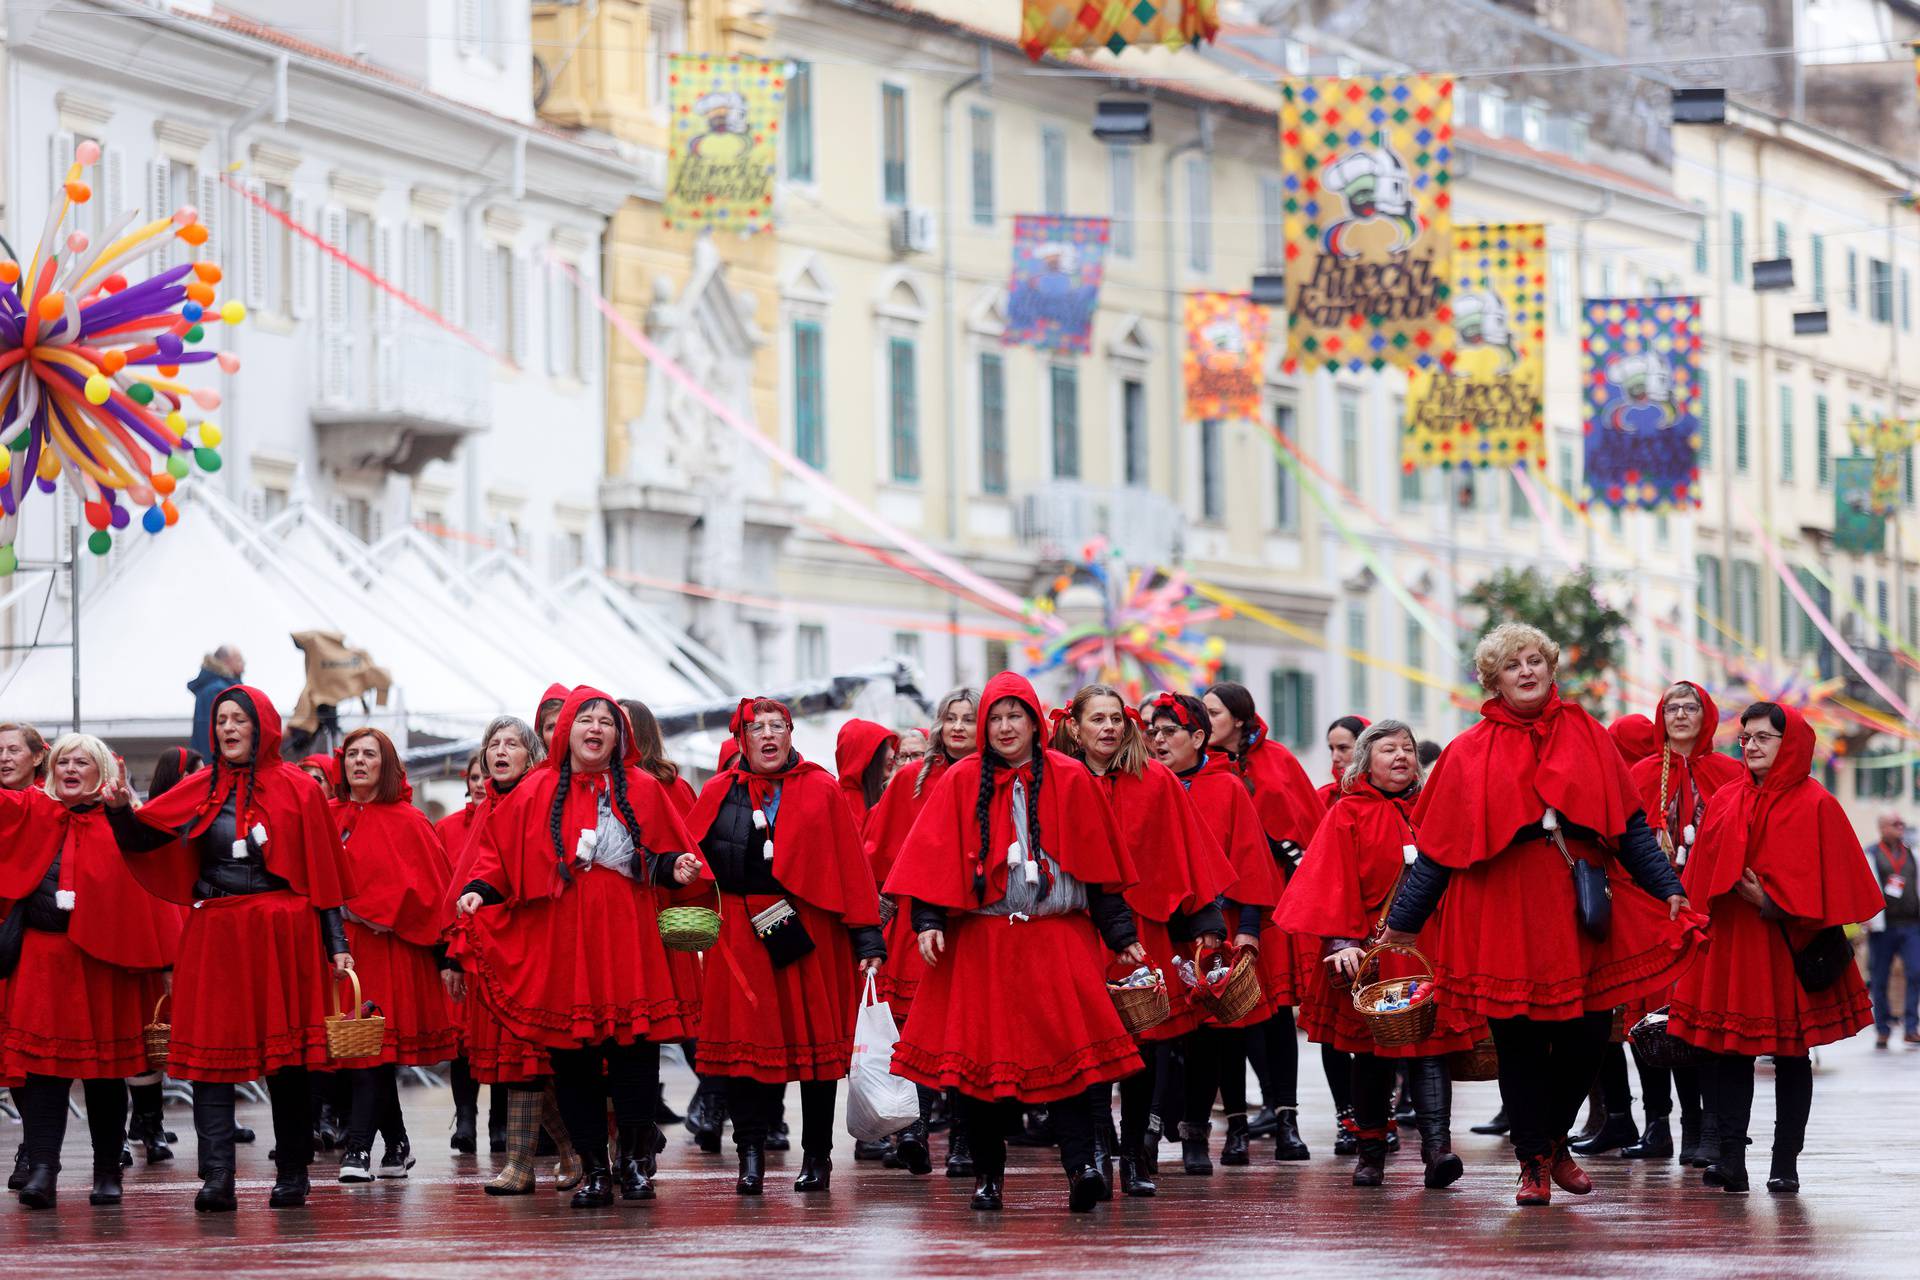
[1305,713,1372,1156]
[1148,692,1293,1175]
[441,715,580,1196]
[103,685,354,1213]
[432,751,487,1155]
[0,734,179,1209]
[1670,701,1882,1195]
[863,686,978,1174]
[454,688,703,1209]
[433,751,485,866]
[1315,715,1371,811]
[326,728,457,1184]
[1615,681,1748,1167]
[887,672,1143,1214]
[834,718,898,828]
[1609,714,1659,765]
[1381,624,1703,1207]
[1277,720,1484,1190]
[1052,685,1236,1200]
[1203,680,1322,1159]
[684,697,884,1197]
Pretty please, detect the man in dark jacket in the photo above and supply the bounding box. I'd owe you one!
[1868,812,1920,1048]
[188,645,245,751]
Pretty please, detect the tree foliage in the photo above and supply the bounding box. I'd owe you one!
[1461,567,1630,714]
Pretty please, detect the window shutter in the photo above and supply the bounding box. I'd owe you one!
[440,230,462,329]
[103,149,126,230]
[243,179,268,309]
[147,158,172,271]
[291,196,315,319]
[545,263,563,376]
[319,205,351,404]
[511,252,532,368]
[403,224,424,301]
[576,267,596,381]
[478,244,500,349]
[458,0,482,52]
[198,172,219,265]
[49,131,76,237]
[372,223,397,408]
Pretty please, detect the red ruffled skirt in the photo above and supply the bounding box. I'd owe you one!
[334,922,459,1068]
[0,929,166,1082]
[697,893,859,1084]
[456,865,698,1049]
[1116,915,1205,1043]
[1425,835,1707,1022]
[1296,936,1485,1059]
[892,911,1142,1103]
[168,891,335,1083]
[875,900,928,1024]
[1669,896,1870,1056]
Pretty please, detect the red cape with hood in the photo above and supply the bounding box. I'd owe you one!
[1628,681,1747,842]
[1227,716,1325,849]
[301,753,343,791]
[530,683,570,770]
[886,672,1142,1101]
[125,686,351,910]
[1187,753,1296,1019]
[1314,714,1372,811]
[1670,705,1880,1054]
[862,757,951,1017]
[1608,714,1659,765]
[0,790,181,971]
[833,719,899,828]
[1275,780,1485,1057]
[435,800,478,861]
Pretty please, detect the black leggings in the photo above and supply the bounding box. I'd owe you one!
[345,1064,406,1152]
[1182,1027,1248,1130]
[960,1091,1095,1178]
[1118,1056,1156,1155]
[15,1076,127,1170]
[1322,1044,1354,1115]
[1701,1052,1813,1158]
[1595,1042,1633,1113]
[549,1040,660,1161]
[1488,1012,1612,1160]
[1348,1052,1401,1134]
[726,1079,836,1155]
[1245,1008,1300,1109]
[195,1068,312,1176]
[1630,1046,1701,1124]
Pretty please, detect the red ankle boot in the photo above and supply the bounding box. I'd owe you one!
[1515,1155,1552,1206]
[1549,1141,1593,1195]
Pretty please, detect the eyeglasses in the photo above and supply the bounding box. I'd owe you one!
[1736,732,1782,747]
[1144,724,1188,740]
[743,722,788,738]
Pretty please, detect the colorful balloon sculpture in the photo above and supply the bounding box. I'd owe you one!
[0,139,239,575]
[1023,539,1229,702]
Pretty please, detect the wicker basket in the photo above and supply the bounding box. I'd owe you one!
[877,894,898,929]
[142,993,171,1073]
[1191,947,1264,1024]
[325,969,387,1061]
[1108,969,1170,1036]
[1447,1037,1500,1082]
[1627,1006,1698,1068]
[658,904,722,953]
[1350,942,1439,1048]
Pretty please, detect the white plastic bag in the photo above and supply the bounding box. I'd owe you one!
[845,974,919,1141]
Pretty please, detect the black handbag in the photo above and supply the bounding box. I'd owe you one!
[0,900,27,979]
[1783,923,1853,993]
[752,898,816,969]
[1550,828,1612,941]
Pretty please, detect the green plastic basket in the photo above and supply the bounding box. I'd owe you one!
[658,904,722,953]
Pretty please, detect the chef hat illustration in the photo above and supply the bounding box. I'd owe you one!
[1202,318,1247,355]
[694,90,749,133]
[1038,242,1081,273]
[1606,352,1672,400]
[1453,291,1510,347]
[1324,147,1413,216]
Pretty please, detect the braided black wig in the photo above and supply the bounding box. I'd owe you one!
[546,697,653,884]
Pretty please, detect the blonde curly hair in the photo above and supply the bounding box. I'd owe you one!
[1473,622,1561,693]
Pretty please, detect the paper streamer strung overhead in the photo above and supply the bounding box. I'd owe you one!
[1581,296,1702,510]
[1846,414,1920,517]
[1019,0,1221,60]
[1,139,239,574]
[1183,292,1265,422]
[1279,74,1454,375]
[1021,540,1226,703]
[1004,215,1110,354]
[1403,224,1545,470]
[664,54,784,234]
[1834,455,1887,554]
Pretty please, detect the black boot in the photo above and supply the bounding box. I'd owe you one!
[897,1119,933,1175]
[971,1171,1003,1211]
[7,1146,27,1191]
[793,1153,831,1193]
[1409,1057,1463,1189]
[1094,1112,1115,1200]
[1572,1085,1606,1144]
[1352,1133,1388,1187]
[268,1164,311,1208]
[1571,1111,1639,1156]
[571,1148,615,1208]
[1705,1135,1749,1194]
[194,1170,236,1214]
[451,1105,478,1155]
[1470,1107,1510,1136]
[193,1084,239,1213]
[1119,1154,1156,1197]
[1274,1107,1310,1160]
[1246,1106,1278,1137]
[1334,1107,1358,1156]
[1691,1110,1720,1169]
[735,1143,765,1196]
[1136,1126,1158,1180]
[488,1088,508,1154]
[1621,1115,1673,1159]
[17,1164,57,1210]
[1219,1114,1250,1167]
[1767,1151,1800,1194]
[852,1138,891,1161]
[1677,1110,1702,1167]
[314,1100,346,1153]
[616,1124,655,1201]
[130,1084,174,1163]
[654,1083,683,1127]
[1067,1163,1106,1213]
[1180,1122,1213,1176]
[90,1159,124,1207]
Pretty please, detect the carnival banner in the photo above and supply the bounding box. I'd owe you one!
[1004,215,1111,354]
[1402,224,1546,470]
[1279,74,1455,375]
[1019,1,1221,61]
[1846,414,1920,516]
[1183,292,1265,421]
[1581,297,1703,510]
[664,54,784,233]
[1834,456,1887,554]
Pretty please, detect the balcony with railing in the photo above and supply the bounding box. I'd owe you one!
[312,315,494,474]
[1016,482,1185,567]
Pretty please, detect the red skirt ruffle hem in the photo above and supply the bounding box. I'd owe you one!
[1117,915,1205,1043]
[456,969,552,1084]
[334,921,459,1068]
[1669,895,1871,1057]
[0,929,166,1082]
[875,901,928,1024]
[892,911,1142,1103]
[167,891,336,1083]
[697,894,859,1084]
[1426,835,1706,1022]
[1296,939,1485,1059]
[456,865,699,1050]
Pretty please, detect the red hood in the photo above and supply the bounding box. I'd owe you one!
[301,753,342,789]
[547,686,639,771]
[207,685,285,764]
[980,671,1046,750]
[1654,680,1723,761]
[1608,714,1658,765]
[835,719,899,780]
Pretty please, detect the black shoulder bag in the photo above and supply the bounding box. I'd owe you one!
[1548,825,1612,941]
[1781,923,1853,993]
[0,899,29,979]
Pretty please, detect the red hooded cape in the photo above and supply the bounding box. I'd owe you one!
[434,802,477,857]
[1228,717,1325,847]
[685,752,882,926]
[864,758,946,882]
[0,790,181,969]
[301,754,343,790]
[1188,755,1283,909]
[1094,759,1237,923]
[833,719,899,828]
[1608,714,1658,765]
[1628,681,1747,837]
[1411,687,1639,871]
[885,673,1135,910]
[332,781,454,949]
[1684,705,1883,927]
[464,687,698,906]
[1275,781,1419,941]
[124,686,351,909]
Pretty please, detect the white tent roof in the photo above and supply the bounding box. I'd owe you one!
[0,486,727,745]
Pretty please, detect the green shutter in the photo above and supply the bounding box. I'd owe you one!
[889,337,918,481]
[1734,377,1749,472]
[786,63,814,182]
[979,353,1006,494]
[1051,365,1079,479]
[1816,395,1830,487]
[1778,385,1793,482]
[1698,371,1712,463]
[792,321,824,468]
